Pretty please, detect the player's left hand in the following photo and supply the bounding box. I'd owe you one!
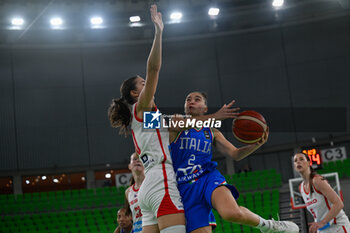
[308,222,325,233]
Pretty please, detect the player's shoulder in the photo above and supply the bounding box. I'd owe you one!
[312,175,328,191]
[211,127,223,137]
[211,127,219,133]
[312,174,326,184]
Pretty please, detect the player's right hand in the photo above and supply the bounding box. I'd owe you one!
[150,4,163,32]
[214,100,240,120]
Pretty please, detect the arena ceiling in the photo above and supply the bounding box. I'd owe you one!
[0,0,349,45]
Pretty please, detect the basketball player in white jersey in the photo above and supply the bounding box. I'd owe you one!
[294,152,350,233]
[108,5,185,233]
[126,153,144,233]
[108,5,238,233]
[113,153,144,233]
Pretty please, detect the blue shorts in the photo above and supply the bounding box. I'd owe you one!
[178,169,239,233]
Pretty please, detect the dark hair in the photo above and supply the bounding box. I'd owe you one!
[118,206,132,217]
[188,91,208,105]
[299,152,325,194]
[108,76,139,136]
[130,176,135,186]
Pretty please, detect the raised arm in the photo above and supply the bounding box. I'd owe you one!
[137,4,164,113]
[212,128,268,161]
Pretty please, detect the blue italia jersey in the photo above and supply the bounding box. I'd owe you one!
[169,127,217,184]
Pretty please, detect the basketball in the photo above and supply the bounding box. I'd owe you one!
[232,110,267,144]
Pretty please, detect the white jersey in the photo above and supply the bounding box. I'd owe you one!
[130,103,184,225]
[131,103,173,174]
[299,181,347,226]
[128,184,142,233]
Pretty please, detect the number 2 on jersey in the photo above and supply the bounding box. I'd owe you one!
[188,154,195,165]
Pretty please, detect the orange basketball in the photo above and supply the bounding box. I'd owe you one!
[232,110,267,144]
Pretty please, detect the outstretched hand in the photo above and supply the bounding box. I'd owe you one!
[150,4,163,32]
[214,100,240,120]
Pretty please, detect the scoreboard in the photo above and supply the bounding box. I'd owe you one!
[302,148,323,170]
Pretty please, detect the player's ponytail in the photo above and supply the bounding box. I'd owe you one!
[108,76,139,136]
[130,176,135,186]
[309,166,318,194]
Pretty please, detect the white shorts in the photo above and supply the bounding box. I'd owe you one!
[318,215,350,233]
[138,163,184,227]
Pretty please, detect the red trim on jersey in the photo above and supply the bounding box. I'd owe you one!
[156,129,167,163]
[157,162,184,217]
[340,190,344,201]
[134,103,143,122]
[131,130,141,155]
[134,103,158,122]
[174,131,184,144]
[324,196,337,223]
[132,184,140,192]
[324,196,331,210]
[299,183,302,193]
[156,129,184,217]
[342,226,347,233]
[313,184,322,194]
[194,126,203,132]
[209,128,214,142]
[303,183,310,195]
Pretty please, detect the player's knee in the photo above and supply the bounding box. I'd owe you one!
[221,208,244,222]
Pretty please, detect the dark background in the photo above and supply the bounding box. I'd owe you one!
[0,0,350,183]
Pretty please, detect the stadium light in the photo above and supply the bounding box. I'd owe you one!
[129,16,141,23]
[208,8,220,16]
[50,17,63,26]
[90,17,103,25]
[272,0,284,8]
[41,176,47,180]
[170,12,183,20]
[25,180,30,184]
[105,173,111,179]
[53,178,59,183]
[11,18,24,26]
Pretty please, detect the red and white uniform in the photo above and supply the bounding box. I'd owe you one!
[300,181,350,233]
[128,184,142,233]
[131,103,184,227]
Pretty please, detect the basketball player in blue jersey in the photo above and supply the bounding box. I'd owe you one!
[169,92,300,233]
[114,207,133,233]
